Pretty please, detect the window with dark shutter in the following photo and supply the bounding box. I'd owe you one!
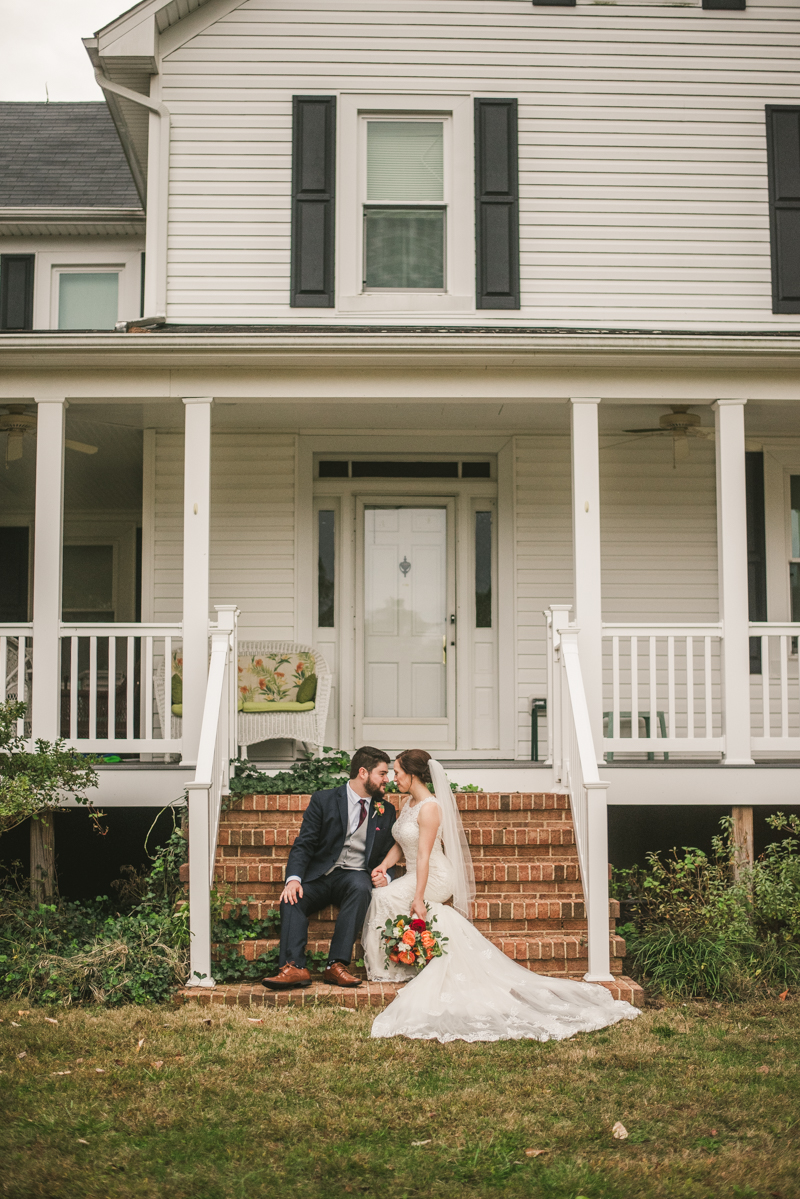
[766,107,800,314]
[0,255,34,331]
[291,96,336,307]
[474,99,520,310]
[702,0,745,9]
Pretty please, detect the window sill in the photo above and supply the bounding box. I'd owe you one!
[338,293,474,314]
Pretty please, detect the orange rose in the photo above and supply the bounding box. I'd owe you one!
[420,932,434,948]
[389,951,400,962]
[399,951,415,964]
[401,930,416,946]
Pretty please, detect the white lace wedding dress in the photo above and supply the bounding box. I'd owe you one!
[363,796,640,1043]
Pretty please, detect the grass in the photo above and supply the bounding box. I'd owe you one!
[1,998,798,1199]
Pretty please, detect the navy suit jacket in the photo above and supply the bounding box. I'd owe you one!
[284,784,397,884]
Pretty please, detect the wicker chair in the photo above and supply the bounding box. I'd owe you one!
[154,641,332,755]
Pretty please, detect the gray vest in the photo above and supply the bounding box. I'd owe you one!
[332,809,369,872]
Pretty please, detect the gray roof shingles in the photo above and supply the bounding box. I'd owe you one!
[0,102,139,208]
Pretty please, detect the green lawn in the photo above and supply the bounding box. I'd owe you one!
[1,997,797,1199]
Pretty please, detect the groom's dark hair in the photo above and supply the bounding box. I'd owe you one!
[350,746,390,778]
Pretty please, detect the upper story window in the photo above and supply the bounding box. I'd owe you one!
[57,270,120,330]
[362,119,446,291]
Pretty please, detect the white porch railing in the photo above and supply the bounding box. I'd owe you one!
[549,611,612,982]
[58,623,183,753]
[186,605,239,988]
[602,624,724,756]
[749,623,800,753]
[0,625,32,736]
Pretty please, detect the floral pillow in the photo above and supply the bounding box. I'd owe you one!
[237,651,316,706]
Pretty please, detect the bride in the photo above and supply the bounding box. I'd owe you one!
[361,749,639,1043]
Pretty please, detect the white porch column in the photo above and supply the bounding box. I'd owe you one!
[181,398,213,767]
[31,399,66,741]
[714,399,754,764]
[570,398,604,757]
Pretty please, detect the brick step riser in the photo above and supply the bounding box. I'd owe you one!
[177,975,644,1010]
[224,794,571,815]
[220,811,574,832]
[214,935,626,970]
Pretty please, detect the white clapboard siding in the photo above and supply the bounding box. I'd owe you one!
[513,433,719,758]
[161,0,800,329]
[152,432,296,639]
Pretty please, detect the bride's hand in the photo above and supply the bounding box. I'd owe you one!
[371,866,388,887]
[410,896,427,922]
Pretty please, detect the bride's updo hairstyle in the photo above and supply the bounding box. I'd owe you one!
[396,748,433,786]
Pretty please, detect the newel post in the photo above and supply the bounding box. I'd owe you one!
[583,780,613,982]
[714,399,754,764]
[186,781,214,987]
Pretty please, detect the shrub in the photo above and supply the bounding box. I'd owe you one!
[617,814,800,1000]
[0,817,189,1006]
[227,749,480,796]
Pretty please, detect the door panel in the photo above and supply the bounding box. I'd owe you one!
[362,504,452,746]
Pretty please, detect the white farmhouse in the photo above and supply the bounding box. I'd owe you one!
[1,0,799,992]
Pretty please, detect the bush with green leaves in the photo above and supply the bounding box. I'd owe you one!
[616,813,800,1000]
[0,699,99,836]
[227,748,481,797]
[0,817,190,1006]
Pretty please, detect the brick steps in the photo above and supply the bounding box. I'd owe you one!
[187,789,644,1010]
[176,975,644,1010]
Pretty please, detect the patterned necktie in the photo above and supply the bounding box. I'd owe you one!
[357,798,368,828]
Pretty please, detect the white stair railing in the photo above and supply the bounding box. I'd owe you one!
[548,608,612,982]
[0,625,32,736]
[186,605,239,988]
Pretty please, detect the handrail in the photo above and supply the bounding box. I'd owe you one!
[185,605,239,988]
[549,610,612,983]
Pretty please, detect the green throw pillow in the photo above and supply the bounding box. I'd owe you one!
[295,673,317,704]
[171,673,182,705]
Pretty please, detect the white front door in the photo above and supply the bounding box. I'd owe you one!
[358,502,456,750]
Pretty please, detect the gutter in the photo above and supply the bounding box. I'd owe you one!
[90,62,169,322]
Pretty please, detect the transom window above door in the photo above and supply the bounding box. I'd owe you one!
[363,119,446,291]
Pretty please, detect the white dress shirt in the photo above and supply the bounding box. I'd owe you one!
[286,783,369,884]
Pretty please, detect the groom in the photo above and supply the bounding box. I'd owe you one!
[263,746,397,990]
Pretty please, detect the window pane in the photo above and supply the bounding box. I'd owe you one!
[62,545,113,617]
[364,208,444,289]
[318,510,335,627]
[367,121,443,201]
[792,564,800,623]
[475,511,492,629]
[791,476,800,559]
[58,272,119,330]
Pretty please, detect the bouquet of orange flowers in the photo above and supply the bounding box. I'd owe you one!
[380,908,448,970]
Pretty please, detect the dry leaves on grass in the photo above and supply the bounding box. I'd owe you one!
[612,1122,629,1140]
[757,1065,770,1074]
[524,1149,548,1157]
[44,1017,58,1025]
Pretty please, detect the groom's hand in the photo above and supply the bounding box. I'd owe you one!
[370,867,388,888]
[280,879,303,905]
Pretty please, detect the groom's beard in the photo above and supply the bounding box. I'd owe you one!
[364,778,385,799]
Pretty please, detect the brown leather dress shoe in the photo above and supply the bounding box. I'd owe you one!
[262,963,312,990]
[322,961,363,988]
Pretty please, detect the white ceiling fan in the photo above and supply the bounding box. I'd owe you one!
[0,405,98,468]
[623,405,714,466]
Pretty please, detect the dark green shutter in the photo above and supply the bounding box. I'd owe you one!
[474,99,520,310]
[702,0,745,9]
[766,106,800,314]
[745,451,767,674]
[291,96,336,307]
[0,255,34,330]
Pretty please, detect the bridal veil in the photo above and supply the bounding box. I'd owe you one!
[428,759,475,919]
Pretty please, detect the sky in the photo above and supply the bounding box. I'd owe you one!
[0,1,132,102]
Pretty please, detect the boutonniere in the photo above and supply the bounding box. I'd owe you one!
[373,800,385,817]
